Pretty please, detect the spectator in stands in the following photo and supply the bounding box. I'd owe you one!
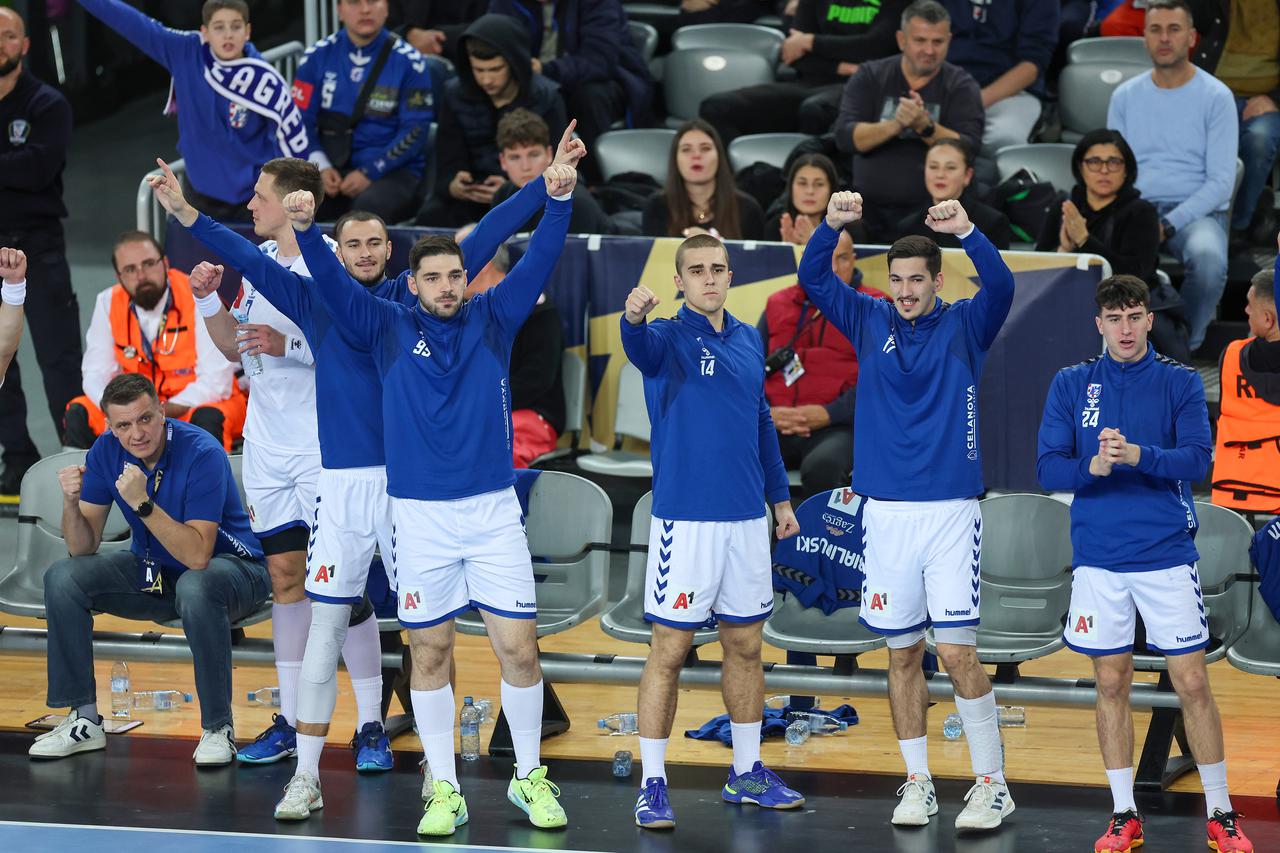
[0,248,25,385]
[1036,129,1160,284]
[61,231,244,452]
[1108,0,1236,352]
[418,13,567,227]
[764,153,839,243]
[491,109,615,232]
[643,119,766,239]
[896,138,1011,248]
[834,1,985,242]
[76,0,327,221]
[293,0,436,224]
[487,0,654,154]
[700,0,909,144]
[29,373,269,766]
[0,6,82,504]
[390,0,486,62]
[937,0,1058,155]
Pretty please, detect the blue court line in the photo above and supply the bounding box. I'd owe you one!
[0,821,611,853]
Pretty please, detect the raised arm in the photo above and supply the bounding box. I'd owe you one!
[618,285,668,377]
[63,458,111,556]
[924,199,1015,351]
[796,192,869,345]
[0,249,26,383]
[77,0,192,70]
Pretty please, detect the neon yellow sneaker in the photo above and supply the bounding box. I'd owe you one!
[507,765,568,829]
[417,779,468,837]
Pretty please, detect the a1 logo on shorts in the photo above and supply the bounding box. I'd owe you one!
[401,587,424,612]
[1071,609,1097,635]
[867,591,890,613]
[312,563,336,583]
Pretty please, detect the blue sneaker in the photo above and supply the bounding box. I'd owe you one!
[721,761,805,810]
[634,776,675,830]
[351,721,393,772]
[236,714,296,764]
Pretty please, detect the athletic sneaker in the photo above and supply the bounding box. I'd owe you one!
[1207,809,1253,852]
[635,777,675,830]
[508,765,568,829]
[722,761,806,809]
[418,779,468,837]
[193,723,237,766]
[1095,810,1144,852]
[351,721,393,772]
[892,773,939,826]
[236,714,296,764]
[28,711,106,759]
[955,776,1015,830]
[274,771,323,820]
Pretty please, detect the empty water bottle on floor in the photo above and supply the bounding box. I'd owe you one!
[132,690,192,710]
[597,712,638,735]
[784,720,811,746]
[942,713,964,740]
[460,697,481,760]
[997,705,1026,727]
[612,749,633,778]
[233,309,264,377]
[787,711,848,735]
[110,661,130,718]
[474,698,492,725]
[764,695,789,710]
[247,686,281,707]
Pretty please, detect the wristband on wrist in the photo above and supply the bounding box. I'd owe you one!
[194,291,224,317]
[1,279,26,306]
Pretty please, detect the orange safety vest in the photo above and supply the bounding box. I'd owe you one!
[1211,337,1280,512]
[107,269,200,403]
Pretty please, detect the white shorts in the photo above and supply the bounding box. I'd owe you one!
[643,515,773,629]
[242,439,321,538]
[1064,564,1209,656]
[860,498,982,635]
[391,487,535,628]
[304,466,396,605]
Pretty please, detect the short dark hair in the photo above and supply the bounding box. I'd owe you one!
[260,158,324,203]
[201,0,249,25]
[111,230,164,272]
[901,0,949,29]
[465,37,502,62]
[410,234,464,275]
[1250,269,1276,304]
[496,108,551,152]
[333,210,387,242]
[674,233,727,275]
[1096,274,1150,314]
[886,235,942,278]
[1070,128,1139,192]
[926,137,974,169]
[1144,0,1195,22]
[100,373,159,414]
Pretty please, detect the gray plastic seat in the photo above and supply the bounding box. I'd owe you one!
[578,361,652,478]
[601,491,720,646]
[928,494,1073,663]
[994,143,1077,195]
[456,471,612,638]
[728,132,809,174]
[763,593,885,655]
[1068,37,1149,67]
[629,20,659,64]
[531,350,587,466]
[671,23,784,65]
[1226,582,1280,676]
[596,129,676,183]
[663,48,775,126]
[1058,61,1150,142]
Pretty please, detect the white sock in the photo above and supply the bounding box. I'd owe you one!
[729,720,762,775]
[296,732,325,778]
[501,679,544,779]
[639,736,668,782]
[277,662,302,727]
[1198,760,1231,816]
[1105,767,1136,813]
[955,692,1005,785]
[349,676,383,729]
[898,736,930,779]
[411,685,458,790]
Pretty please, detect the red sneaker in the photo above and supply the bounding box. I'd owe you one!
[1095,810,1144,852]
[1207,810,1253,852]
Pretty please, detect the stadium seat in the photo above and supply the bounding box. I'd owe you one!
[727,132,809,174]
[671,23,784,65]
[455,471,612,637]
[577,361,653,478]
[763,593,885,656]
[1067,37,1149,67]
[1226,582,1280,676]
[629,19,659,64]
[663,48,775,127]
[596,129,677,183]
[1058,61,1150,143]
[994,143,1077,195]
[531,350,587,466]
[600,490,720,646]
[927,494,1073,664]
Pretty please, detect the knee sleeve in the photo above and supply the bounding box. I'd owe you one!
[260,525,309,555]
[934,625,978,647]
[188,406,226,443]
[349,593,374,627]
[297,602,350,723]
[886,628,927,650]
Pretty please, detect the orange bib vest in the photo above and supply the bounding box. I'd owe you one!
[1212,337,1280,512]
[107,268,199,403]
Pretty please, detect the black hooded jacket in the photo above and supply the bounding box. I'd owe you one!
[1036,184,1160,284]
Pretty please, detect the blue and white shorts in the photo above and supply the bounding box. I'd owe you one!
[242,438,320,538]
[1064,564,1209,656]
[304,466,395,605]
[643,515,773,629]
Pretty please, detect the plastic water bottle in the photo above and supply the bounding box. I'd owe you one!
[597,712,638,735]
[612,749,633,778]
[110,661,131,718]
[997,705,1026,727]
[132,690,193,710]
[233,309,264,377]
[942,712,964,740]
[784,719,811,746]
[787,711,848,735]
[460,697,481,761]
[247,686,281,707]
[475,698,492,725]
[764,695,790,710]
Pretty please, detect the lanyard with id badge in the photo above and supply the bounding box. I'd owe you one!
[765,303,821,388]
[134,422,171,595]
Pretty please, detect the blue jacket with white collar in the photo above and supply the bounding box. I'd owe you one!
[1037,346,1212,572]
[621,304,790,522]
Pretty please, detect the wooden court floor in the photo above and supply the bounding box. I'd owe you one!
[0,611,1277,798]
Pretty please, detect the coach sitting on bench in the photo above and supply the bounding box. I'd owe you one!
[29,374,269,767]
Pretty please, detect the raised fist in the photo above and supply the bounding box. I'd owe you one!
[0,247,26,283]
[282,190,317,228]
[57,464,85,502]
[925,199,972,235]
[624,285,660,325]
[825,191,863,229]
[542,163,577,198]
[189,262,224,299]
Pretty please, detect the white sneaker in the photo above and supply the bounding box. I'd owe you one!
[28,711,106,759]
[193,723,236,766]
[955,776,1014,830]
[891,773,938,826]
[420,757,435,802]
[274,771,323,820]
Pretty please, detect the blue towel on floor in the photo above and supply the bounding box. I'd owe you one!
[685,703,858,745]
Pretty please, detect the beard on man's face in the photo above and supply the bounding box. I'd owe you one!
[132,279,166,311]
[0,55,21,78]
